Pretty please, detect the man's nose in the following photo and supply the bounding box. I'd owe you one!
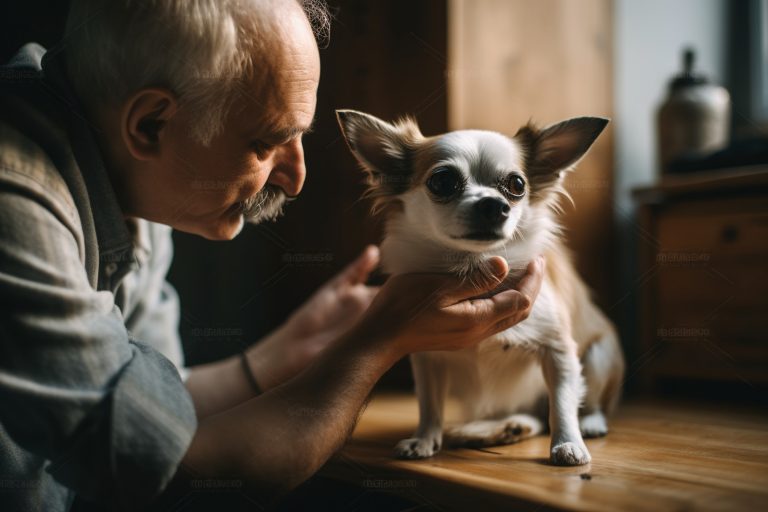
[267,138,306,197]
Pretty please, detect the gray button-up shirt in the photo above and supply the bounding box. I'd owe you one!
[0,44,197,511]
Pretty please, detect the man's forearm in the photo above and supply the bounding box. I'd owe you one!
[165,327,399,499]
[184,351,255,419]
[184,324,293,419]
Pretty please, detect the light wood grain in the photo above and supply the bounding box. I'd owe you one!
[323,394,768,512]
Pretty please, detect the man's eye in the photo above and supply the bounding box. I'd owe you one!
[251,141,276,156]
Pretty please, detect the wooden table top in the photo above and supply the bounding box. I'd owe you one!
[322,393,768,512]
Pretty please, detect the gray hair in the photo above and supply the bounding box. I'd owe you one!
[63,0,329,145]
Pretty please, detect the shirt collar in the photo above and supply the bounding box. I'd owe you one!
[126,217,152,266]
[38,45,137,265]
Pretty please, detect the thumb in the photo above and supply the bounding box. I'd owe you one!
[441,256,509,305]
[341,245,380,284]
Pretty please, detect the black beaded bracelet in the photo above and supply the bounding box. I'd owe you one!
[240,352,262,395]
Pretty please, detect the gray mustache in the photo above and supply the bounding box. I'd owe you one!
[240,185,292,224]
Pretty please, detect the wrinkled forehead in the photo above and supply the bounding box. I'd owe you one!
[415,130,526,184]
[233,7,320,133]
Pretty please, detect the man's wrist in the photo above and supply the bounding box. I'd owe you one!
[245,333,281,392]
[245,319,403,393]
[240,351,263,395]
[335,322,404,372]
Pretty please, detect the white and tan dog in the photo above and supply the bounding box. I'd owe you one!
[336,110,624,466]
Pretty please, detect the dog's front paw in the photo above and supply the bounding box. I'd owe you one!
[580,412,608,438]
[550,441,591,466]
[394,437,441,459]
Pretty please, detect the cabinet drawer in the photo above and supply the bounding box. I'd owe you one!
[656,202,768,261]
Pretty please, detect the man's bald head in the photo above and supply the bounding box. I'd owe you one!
[63,0,328,144]
[60,1,324,240]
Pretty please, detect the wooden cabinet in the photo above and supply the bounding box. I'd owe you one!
[633,167,768,389]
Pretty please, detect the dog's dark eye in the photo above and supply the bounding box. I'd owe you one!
[503,174,526,198]
[427,167,463,198]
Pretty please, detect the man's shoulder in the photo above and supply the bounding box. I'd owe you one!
[0,42,83,230]
[0,115,83,238]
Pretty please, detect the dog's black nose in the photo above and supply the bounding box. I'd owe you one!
[475,197,510,223]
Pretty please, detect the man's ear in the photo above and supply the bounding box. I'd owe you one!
[515,117,608,196]
[335,109,423,198]
[122,88,178,161]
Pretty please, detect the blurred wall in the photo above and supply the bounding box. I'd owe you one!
[612,0,729,374]
[613,0,728,216]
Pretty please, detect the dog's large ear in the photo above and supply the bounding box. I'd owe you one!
[515,117,608,200]
[336,110,423,202]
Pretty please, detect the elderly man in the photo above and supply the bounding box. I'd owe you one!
[0,1,543,510]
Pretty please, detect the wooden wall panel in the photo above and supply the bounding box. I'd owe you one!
[448,0,615,308]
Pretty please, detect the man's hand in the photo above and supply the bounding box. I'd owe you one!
[354,255,545,356]
[248,245,380,390]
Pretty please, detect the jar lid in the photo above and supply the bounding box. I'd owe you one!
[669,47,709,90]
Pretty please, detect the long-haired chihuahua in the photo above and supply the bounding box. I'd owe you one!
[337,110,624,466]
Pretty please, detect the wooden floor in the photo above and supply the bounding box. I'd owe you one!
[322,393,768,511]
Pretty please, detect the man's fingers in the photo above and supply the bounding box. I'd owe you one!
[340,245,380,284]
[491,309,526,334]
[356,285,381,306]
[441,257,508,305]
[486,256,544,325]
[490,289,531,317]
[515,256,545,303]
[445,256,544,329]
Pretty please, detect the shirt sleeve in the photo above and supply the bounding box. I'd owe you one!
[118,220,189,382]
[0,184,197,510]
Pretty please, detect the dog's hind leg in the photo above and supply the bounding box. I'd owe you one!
[444,414,543,448]
[579,329,625,438]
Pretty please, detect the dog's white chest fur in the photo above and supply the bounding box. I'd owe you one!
[414,277,562,421]
[441,340,547,421]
